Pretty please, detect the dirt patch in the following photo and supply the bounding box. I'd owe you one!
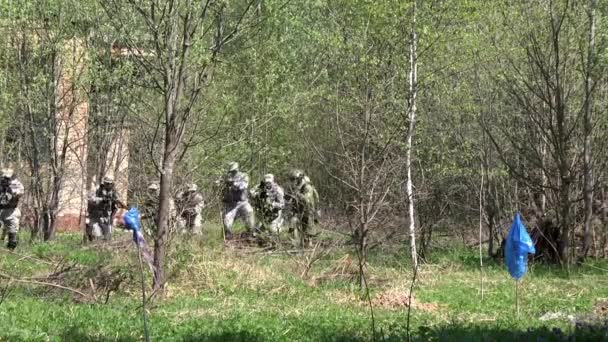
[308,254,359,286]
[372,290,439,312]
[594,299,608,317]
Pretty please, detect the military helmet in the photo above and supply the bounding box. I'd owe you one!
[147,182,159,191]
[228,162,239,172]
[263,173,274,184]
[1,168,14,179]
[187,183,198,192]
[102,175,114,184]
[289,169,304,180]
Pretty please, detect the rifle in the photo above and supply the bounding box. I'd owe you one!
[0,178,12,207]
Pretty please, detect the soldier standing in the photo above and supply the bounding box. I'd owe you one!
[251,174,285,233]
[0,169,24,250]
[287,169,319,247]
[87,176,126,241]
[221,162,256,239]
[176,183,204,235]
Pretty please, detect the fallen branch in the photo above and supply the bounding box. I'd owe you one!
[29,264,82,281]
[467,238,490,248]
[89,278,98,301]
[0,272,89,298]
[0,280,10,306]
[0,249,57,266]
[369,231,398,251]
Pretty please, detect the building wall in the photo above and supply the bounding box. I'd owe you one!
[105,128,130,204]
[55,38,89,232]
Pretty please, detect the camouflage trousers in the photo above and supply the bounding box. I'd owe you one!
[259,211,284,233]
[0,207,20,235]
[178,212,202,235]
[87,215,112,241]
[290,210,314,247]
[223,201,255,232]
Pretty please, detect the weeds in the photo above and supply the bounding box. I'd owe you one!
[0,229,607,340]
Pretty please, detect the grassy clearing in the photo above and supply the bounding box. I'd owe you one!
[0,226,607,341]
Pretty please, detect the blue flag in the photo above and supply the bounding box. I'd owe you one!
[505,212,536,280]
[123,207,142,241]
[122,207,156,274]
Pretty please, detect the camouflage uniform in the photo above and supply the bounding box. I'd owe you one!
[304,176,321,224]
[287,170,319,247]
[87,176,125,241]
[176,183,204,235]
[222,162,255,238]
[142,182,176,236]
[251,174,285,233]
[0,169,24,250]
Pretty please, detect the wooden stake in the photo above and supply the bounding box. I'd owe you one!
[515,279,520,318]
[136,240,151,342]
[479,162,484,300]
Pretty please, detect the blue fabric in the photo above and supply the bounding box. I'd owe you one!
[122,207,156,274]
[123,207,142,242]
[505,212,536,280]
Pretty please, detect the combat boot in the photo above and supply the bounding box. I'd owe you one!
[7,232,17,250]
[224,228,233,240]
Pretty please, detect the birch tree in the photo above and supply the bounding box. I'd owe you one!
[405,0,418,270]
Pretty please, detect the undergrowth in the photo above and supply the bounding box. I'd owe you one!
[0,226,607,341]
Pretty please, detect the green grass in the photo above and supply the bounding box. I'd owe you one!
[0,227,607,341]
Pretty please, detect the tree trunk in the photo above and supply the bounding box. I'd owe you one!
[153,93,180,291]
[153,148,176,291]
[557,179,571,265]
[152,0,181,292]
[582,0,596,259]
[406,0,418,270]
[357,222,368,290]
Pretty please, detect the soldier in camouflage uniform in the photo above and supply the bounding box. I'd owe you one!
[251,174,285,233]
[0,169,24,250]
[87,176,126,241]
[221,162,256,239]
[176,183,204,235]
[141,181,176,236]
[304,176,321,224]
[287,170,319,247]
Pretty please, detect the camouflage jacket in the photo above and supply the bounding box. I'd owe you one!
[176,191,204,218]
[294,182,318,214]
[89,187,120,217]
[252,183,285,219]
[0,178,24,209]
[222,172,250,206]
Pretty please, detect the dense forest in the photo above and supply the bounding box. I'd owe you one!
[1,1,608,340]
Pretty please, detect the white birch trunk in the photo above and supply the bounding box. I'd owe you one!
[406,1,418,270]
